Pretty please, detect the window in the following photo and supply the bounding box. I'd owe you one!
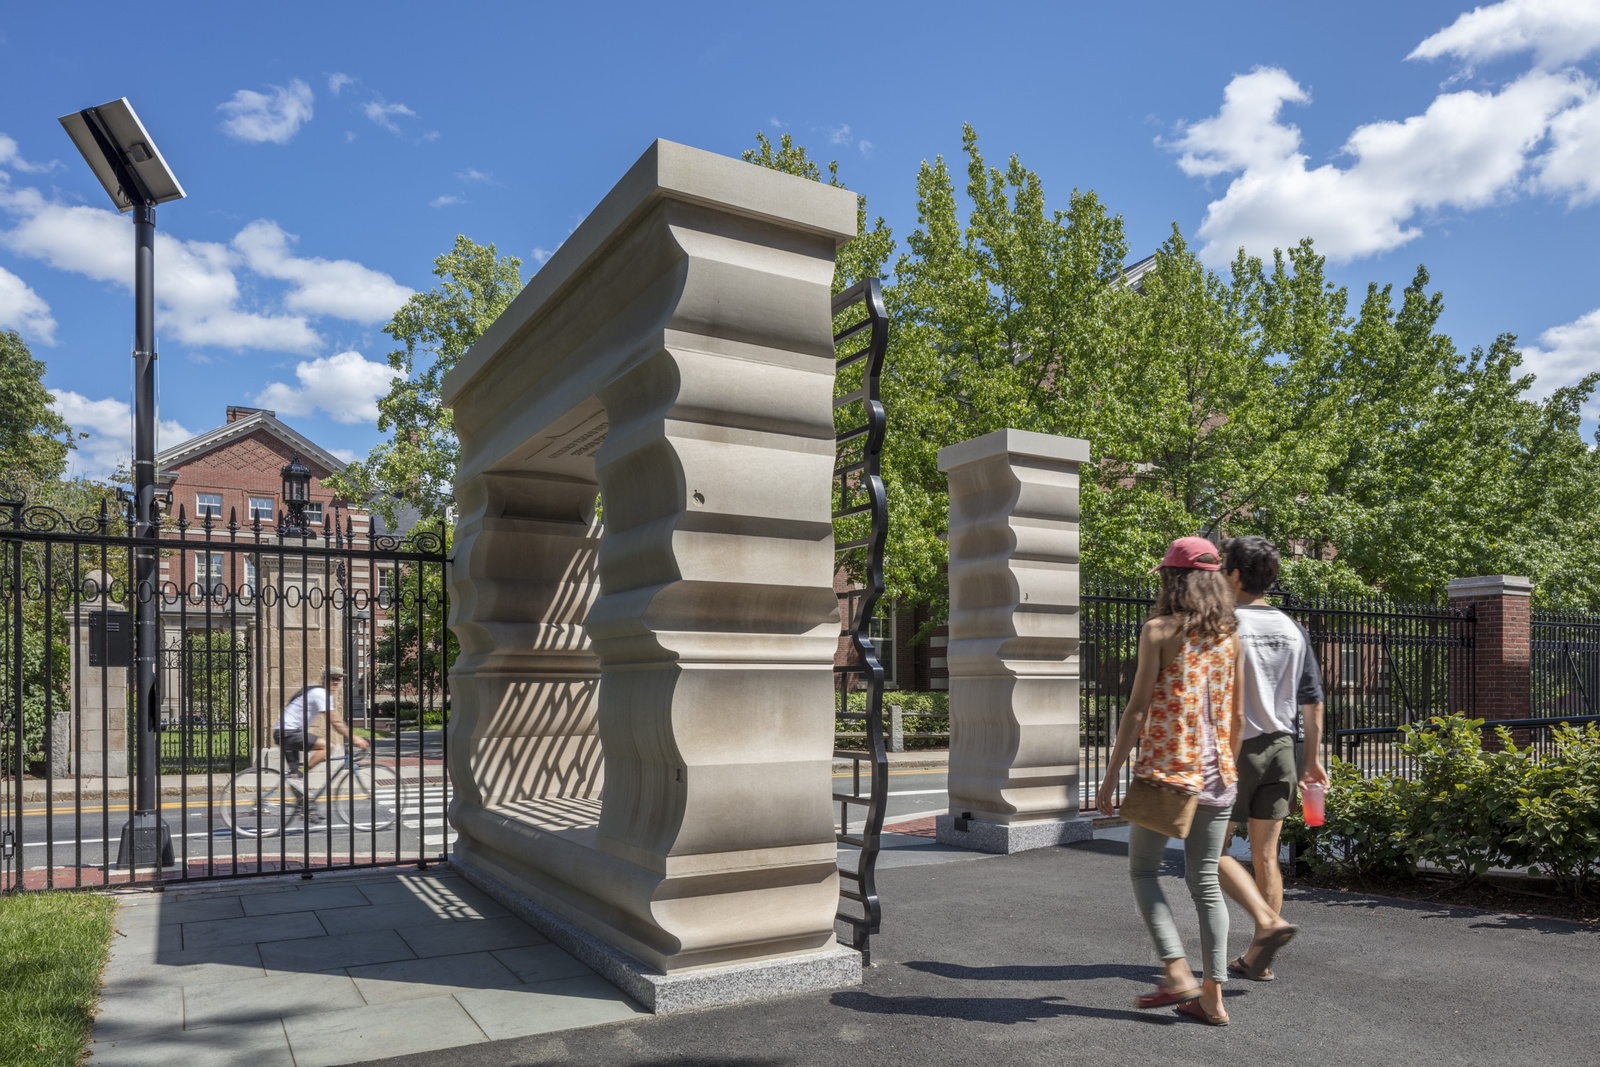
[303,501,324,527]
[195,492,222,518]
[1340,642,1361,688]
[377,566,397,607]
[248,497,274,522]
[870,606,898,688]
[242,557,258,596]
[197,552,226,595]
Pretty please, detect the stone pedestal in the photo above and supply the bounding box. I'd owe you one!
[70,572,130,776]
[441,140,861,1010]
[934,429,1094,854]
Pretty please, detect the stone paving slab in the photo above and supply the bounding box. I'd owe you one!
[90,869,642,1067]
[281,992,490,1067]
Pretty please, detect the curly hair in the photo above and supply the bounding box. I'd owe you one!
[1150,562,1237,639]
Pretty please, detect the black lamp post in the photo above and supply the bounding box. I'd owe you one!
[60,99,185,871]
[280,455,313,536]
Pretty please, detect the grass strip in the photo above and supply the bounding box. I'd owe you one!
[0,892,116,1067]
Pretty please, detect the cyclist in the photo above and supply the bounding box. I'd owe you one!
[274,667,367,820]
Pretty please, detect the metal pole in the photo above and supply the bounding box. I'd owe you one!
[116,201,173,870]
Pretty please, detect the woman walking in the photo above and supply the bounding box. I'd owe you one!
[1095,536,1248,1026]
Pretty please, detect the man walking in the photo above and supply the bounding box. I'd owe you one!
[1217,536,1327,980]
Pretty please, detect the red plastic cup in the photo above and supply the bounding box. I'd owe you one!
[1301,783,1326,827]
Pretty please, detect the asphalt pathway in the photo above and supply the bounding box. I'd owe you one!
[365,838,1599,1067]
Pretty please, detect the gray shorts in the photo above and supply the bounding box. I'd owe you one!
[1232,732,1296,823]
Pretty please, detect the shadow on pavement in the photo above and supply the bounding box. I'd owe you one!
[831,990,1174,1025]
[903,960,1155,983]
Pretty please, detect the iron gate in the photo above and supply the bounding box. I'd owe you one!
[1080,579,1476,801]
[1,494,451,892]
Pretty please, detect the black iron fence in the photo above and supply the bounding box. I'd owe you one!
[1079,579,1477,804]
[1,495,450,892]
[1531,608,1600,717]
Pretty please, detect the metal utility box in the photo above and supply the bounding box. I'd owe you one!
[88,610,133,668]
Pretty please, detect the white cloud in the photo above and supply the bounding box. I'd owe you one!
[1170,67,1309,178]
[768,116,784,128]
[253,350,394,425]
[456,168,493,183]
[49,389,193,481]
[531,246,555,266]
[1523,307,1600,416]
[1535,88,1600,203]
[0,133,54,174]
[363,100,416,134]
[828,124,852,145]
[859,140,875,157]
[429,194,464,208]
[327,447,359,464]
[231,220,412,323]
[1166,66,1592,264]
[219,80,315,144]
[1410,0,1600,70]
[0,184,324,352]
[0,264,55,343]
[327,72,354,96]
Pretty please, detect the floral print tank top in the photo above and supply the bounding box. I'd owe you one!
[1132,628,1237,794]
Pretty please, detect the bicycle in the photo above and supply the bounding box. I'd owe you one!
[221,749,404,837]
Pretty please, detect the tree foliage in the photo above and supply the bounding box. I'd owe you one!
[341,132,1600,613]
[0,329,74,494]
[328,237,523,526]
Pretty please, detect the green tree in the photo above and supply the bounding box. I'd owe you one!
[0,329,74,493]
[328,237,523,525]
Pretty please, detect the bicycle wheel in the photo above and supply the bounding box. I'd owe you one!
[221,764,293,838]
[329,764,402,831]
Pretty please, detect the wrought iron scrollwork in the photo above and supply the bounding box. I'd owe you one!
[830,277,889,964]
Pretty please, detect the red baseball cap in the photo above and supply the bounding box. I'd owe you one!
[1151,535,1222,572]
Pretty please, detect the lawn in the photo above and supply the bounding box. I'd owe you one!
[0,892,116,1067]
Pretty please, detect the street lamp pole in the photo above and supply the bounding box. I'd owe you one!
[60,99,185,870]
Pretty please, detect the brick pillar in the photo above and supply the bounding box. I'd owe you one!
[1446,575,1531,722]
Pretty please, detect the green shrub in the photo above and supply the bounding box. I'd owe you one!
[1499,722,1600,898]
[1399,715,1519,883]
[834,691,950,749]
[1301,758,1416,879]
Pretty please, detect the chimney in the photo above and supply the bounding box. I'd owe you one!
[226,405,274,424]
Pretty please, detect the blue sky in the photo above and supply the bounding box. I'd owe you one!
[2,1,1597,481]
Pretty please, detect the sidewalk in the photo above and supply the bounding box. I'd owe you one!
[87,819,1600,1067]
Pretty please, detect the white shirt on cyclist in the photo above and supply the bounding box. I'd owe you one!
[281,685,332,734]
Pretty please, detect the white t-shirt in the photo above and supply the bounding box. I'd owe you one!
[1235,604,1324,739]
[281,685,332,733]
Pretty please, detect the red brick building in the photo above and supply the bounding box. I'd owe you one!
[152,405,380,727]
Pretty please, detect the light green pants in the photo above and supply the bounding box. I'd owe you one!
[1128,804,1231,982]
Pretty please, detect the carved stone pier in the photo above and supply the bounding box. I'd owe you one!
[440,140,861,1012]
[934,429,1094,854]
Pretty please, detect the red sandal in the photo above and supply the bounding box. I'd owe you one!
[1136,984,1201,1009]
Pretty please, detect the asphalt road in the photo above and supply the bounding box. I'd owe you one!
[9,765,949,881]
[366,838,1600,1067]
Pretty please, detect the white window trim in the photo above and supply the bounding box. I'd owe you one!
[248,497,275,522]
[195,492,222,518]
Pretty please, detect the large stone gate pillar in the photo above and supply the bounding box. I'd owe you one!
[935,429,1093,853]
[441,140,860,1012]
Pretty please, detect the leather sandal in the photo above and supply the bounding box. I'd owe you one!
[1137,984,1201,1009]
[1176,998,1229,1026]
[1228,954,1275,982]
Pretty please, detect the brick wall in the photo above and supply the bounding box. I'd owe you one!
[1447,575,1532,721]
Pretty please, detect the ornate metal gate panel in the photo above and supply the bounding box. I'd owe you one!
[830,278,890,961]
[0,494,450,892]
